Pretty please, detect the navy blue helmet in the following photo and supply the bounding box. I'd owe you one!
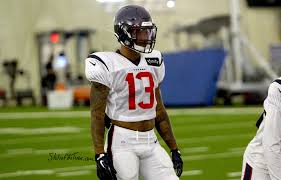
[114,5,157,53]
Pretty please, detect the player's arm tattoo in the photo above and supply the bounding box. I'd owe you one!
[90,82,110,154]
[155,85,178,150]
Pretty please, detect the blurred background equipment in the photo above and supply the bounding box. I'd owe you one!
[270,44,281,75]
[47,89,73,109]
[172,0,279,105]
[218,0,278,104]
[3,60,19,99]
[0,88,7,106]
[2,59,35,105]
[36,29,95,107]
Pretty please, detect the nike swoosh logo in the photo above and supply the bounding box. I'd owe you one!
[279,88,281,93]
[89,61,96,66]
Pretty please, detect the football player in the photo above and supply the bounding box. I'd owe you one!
[85,5,183,180]
[241,77,281,180]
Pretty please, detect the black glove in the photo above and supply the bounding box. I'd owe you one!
[171,149,183,177]
[95,153,117,180]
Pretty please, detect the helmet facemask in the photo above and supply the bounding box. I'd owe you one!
[115,22,157,53]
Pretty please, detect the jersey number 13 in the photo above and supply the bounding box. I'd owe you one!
[125,72,154,110]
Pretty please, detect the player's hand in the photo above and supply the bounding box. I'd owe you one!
[95,153,117,180]
[171,149,183,177]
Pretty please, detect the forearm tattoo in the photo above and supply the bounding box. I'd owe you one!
[90,82,110,154]
[155,86,178,150]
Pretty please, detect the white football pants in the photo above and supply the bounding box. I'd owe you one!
[105,125,179,180]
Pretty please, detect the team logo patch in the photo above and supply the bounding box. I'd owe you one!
[145,57,161,67]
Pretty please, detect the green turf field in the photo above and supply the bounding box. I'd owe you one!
[0,107,263,180]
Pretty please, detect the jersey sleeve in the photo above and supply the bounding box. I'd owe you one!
[159,56,165,83]
[262,79,281,179]
[156,53,165,84]
[84,54,111,87]
[265,79,281,109]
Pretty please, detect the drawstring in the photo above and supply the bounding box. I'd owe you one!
[135,130,152,145]
[147,132,149,146]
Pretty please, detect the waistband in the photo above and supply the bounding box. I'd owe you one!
[110,125,157,143]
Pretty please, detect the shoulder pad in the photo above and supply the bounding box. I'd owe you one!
[274,78,281,85]
[87,53,109,71]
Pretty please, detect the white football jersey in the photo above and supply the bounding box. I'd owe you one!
[244,77,281,178]
[85,50,165,122]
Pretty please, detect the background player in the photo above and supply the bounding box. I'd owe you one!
[241,77,281,180]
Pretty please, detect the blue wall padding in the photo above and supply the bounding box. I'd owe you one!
[161,48,226,106]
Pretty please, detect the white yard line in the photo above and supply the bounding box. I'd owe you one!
[229,147,246,152]
[183,147,246,163]
[0,127,82,135]
[2,134,87,145]
[3,148,67,157]
[0,170,55,178]
[0,166,202,178]
[175,133,253,144]
[1,147,91,158]
[53,165,95,172]
[168,107,262,116]
[6,148,33,155]
[182,150,243,161]
[182,170,203,176]
[227,171,242,178]
[56,170,92,177]
[182,146,209,153]
[0,107,262,120]
[176,121,253,131]
[0,111,89,120]
[34,148,71,155]
[0,165,95,178]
